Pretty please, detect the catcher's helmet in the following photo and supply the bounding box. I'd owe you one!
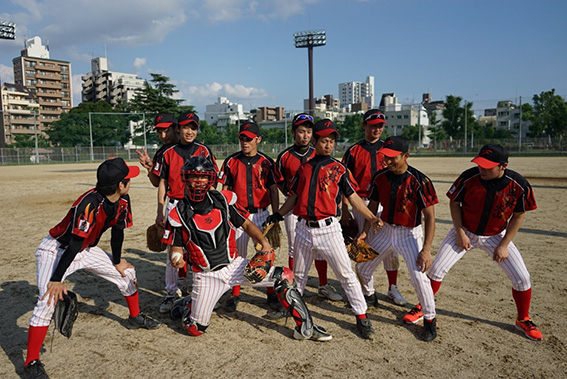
[181,156,217,201]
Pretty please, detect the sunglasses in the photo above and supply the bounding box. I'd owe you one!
[293,114,314,124]
[364,113,385,122]
[239,135,255,142]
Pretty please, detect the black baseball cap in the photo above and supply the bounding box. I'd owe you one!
[363,109,387,126]
[239,122,261,139]
[313,118,340,137]
[380,136,409,157]
[97,158,140,186]
[292,113,314,127]
[154,113,176,130]
[472,144,509,169]
[178,111,200,127]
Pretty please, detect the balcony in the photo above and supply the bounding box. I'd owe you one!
[41,64,61,72]
[35,72,62,80]
[37,91,62,98]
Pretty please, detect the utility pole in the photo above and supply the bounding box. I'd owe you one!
[518,96,522,154]
[464,100,467,154]
[294,30,326,115]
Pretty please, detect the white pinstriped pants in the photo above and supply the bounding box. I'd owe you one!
[429,227,531,291]
[293,217,367,316]
[165,199,181,293]
[352,200,399,271]
[356,223,436,320]
[284,211,324,261]
[189,256,274,326]
[30,235,138,327]
[235,209,269,259]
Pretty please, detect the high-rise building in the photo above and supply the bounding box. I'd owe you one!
[204,97,249,127]
[12,36,72,134]
[253,106,285,123]
[81,57,145,107]
[0,82,40,147]
[338,76,374,110]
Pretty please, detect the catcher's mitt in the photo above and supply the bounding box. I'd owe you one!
[52,291,79,338]
[146,224,166,252]
[346,240,380,263]
[244,249,276,283]
[255,222,282,251]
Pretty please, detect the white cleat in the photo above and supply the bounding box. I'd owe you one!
[318,284,343,301]
[388,284,407,305]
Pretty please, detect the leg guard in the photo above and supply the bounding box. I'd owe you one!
[271,266,314,339]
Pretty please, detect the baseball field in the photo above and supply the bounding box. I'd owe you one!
[1,156,565,378]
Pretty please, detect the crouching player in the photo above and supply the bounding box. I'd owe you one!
[162,156,331,341]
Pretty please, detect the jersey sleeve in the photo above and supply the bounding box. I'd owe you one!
[71,199,99,239]
[515,178,537,212]
[339,166,359,198]
[420,175,439,208]
[446,171,468,202]
[218,158,233,186]
[229,202,248,228]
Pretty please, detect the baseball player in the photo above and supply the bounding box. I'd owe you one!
[219,122,282,313]
[23,158,161,379]
[422,144,543,341]
[153,111,218,314]
[355,136,439,341]
[342,109,406,306]
[268,119,382,340]
[136,113,179,187]
[163,156,332,341]
[274,113,342,302]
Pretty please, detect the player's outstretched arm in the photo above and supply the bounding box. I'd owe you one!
[274,193,297,218]
[156,178,167,227]
[449,200,471,250]
[348,193,383,230]
[242,219,272,251]
[417,205,435,273]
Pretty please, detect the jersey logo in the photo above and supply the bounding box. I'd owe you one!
[205,216,213,224]
[319,165,341,198]
[78,203,94,232]
[448,184,456,195]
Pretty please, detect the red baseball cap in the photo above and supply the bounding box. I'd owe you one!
[154,114,176,130]
[313,118,340,137]
[239,122,261,139]
[97,158,140,186]
[363,109,387,126]
[471,144,509,169]
[380,136,409,157]
[178,111,200,127]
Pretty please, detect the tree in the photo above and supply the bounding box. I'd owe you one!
[522,89,567,141]
[46,101,131,147]
[126,73,184,115]
[441,95,478,141]
[401,125,420,141]
[199,121,226,145]
[336,114,364,143]
[11,134,50,148]
[428,111,447,150]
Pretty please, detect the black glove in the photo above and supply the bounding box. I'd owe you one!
[265,212,284,225]
[52,291,79,338]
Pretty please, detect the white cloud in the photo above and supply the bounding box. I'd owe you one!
[202,0,321,22]
[0,64,15,83]
[133,57,146,69]
[178,81,269,111]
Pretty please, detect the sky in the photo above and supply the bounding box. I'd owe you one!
[1,0,566,116]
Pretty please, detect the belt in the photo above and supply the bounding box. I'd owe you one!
[246,207,267,214]
[303,217,334,228]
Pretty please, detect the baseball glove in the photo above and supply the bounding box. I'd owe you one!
[255,222,282,251]
[346,239,380,263]
[244,249,276,284]
[52,291,79,338]
[146,224,166,252]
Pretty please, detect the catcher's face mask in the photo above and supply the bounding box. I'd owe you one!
[182,172,216,201]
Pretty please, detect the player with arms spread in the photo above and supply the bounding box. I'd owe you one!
[23,158,161,379]
[274,113,342,302]
[424,144,543,341]
[163,156,331,341]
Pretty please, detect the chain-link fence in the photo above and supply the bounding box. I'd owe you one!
[0,138,564,165]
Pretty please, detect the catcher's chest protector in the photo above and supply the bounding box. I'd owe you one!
[177,191,235,271]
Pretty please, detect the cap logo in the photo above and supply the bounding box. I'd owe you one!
[243,123,251,129]
[385,140,394,146]
[324,121,332,128]
[187,113,194,119]
[482,149,493,156]
[156,116,163,122]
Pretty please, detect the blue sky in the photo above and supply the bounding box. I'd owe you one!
[1,0,565,116]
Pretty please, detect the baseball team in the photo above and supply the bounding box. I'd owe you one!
[23,109,543,379]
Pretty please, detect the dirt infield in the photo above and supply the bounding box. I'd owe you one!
[1,157,566,378]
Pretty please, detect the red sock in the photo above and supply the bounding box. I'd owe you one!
[315,259,328,286]
[266,286,275,295]
[125,291,140,318]
[25,325,49,365]
[232,285,241,297]
[430,279,442,295]
[386,270,398,287]
[356,314,367,320]
[512,288,532,320]
[288,257,294,270]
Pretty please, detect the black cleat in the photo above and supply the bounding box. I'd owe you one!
[128,313,162,330]
[356,318,376,340]
[23,359,49,379]
[224,295,240,313]
[423,318,437,341]
[364,293,379,308]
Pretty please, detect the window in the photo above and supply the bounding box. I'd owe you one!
[61,74,69,80]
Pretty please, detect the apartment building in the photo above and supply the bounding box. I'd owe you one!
[338,76,374,110]
[252,106,285,123]
[0,82,40,147]
[12,36,72,134]
[81,57,145,107]
[204,97,249,127]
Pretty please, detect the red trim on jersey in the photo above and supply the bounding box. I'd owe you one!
[369,166,438,227]
[275,145,315,195]
[342,140,386,198]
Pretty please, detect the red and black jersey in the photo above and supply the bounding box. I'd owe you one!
[274,144,316,195]
[342,139,387,198]
[219,151,276,211]
[447,167,537,236]
[152,143,174,170]
[49,189,133,250]
[154,141,218,200]
[163,190,249,272]
[369,166,438,227]
[290,155,359,220]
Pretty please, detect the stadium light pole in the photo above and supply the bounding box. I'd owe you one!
[0,20,16,40]
[294,30,326,115]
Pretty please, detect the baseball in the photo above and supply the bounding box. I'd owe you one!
[170,251,183,264]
